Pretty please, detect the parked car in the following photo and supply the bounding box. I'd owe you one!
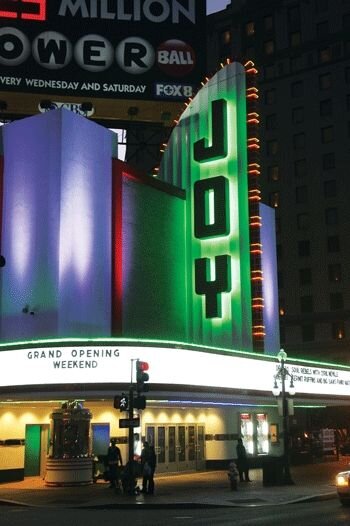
[336,470,350,505]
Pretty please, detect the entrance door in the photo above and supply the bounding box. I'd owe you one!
[91,424,110,456]
[39,425,50,478]
[24,425,41,476]
[145,424,205,473]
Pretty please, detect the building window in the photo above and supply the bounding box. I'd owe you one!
[297,213,309,230]
[323,152,335,169]
[343,13,350,30]
[320,99,332,117]
[317,21,329,39]
[347,94,350,111]
[291,81,303,97]
[301,295,313,313]
[267,140,278,155]
[245,47,255,60]
[290,31,301,47]
[220,29,232,45]
[298,240,310,257]
[323,180,337,198]
[296,185,308,204]
[315,0,328,12]
[346,67,350,84]
[328,263,342,282]
[319,47,331,63]
[330,293,344,310]
[319,73,331,90]
[327,235,340,252]
[264,15,274,31]
[294,159,307,177]
[264,40,275,55]
[245,21,255,36]
[332,321,345,340]
[288,6,301,26]
[302,324,315,342]
[290,56,303,72]
[265,89,276,104]
[269,192,279,208]
[325,207,338,226]
[299,268,312,285]
[268,165,280,181]
[266,114,277,130]
[264,65,274,79]
[293,133,305,149]
[292,107,304,124]
[321,126,333,144]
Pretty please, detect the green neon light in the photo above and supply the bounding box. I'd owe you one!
[208,188,215,225]
[157,62,252,350]
[0,336,349,369]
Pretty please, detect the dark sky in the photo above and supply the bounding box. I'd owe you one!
[207,0,230,14]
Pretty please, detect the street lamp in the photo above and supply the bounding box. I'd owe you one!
[272,349,295,485]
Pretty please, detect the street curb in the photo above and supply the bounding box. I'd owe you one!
[0,492,337,509]
[0,499,42,508]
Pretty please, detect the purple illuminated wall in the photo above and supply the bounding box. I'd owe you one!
[260,203,280,355]
[0,110,113,339]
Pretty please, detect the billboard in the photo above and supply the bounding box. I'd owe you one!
[0,0,206,110]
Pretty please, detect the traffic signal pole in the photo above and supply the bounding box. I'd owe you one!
[115,359,149,494]
[128,386,134,465]
[125,359,136,494]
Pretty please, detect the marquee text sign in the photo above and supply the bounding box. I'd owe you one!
[1,343,350,397]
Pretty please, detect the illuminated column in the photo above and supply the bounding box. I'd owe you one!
[0,109,112,340]
[157,61,252,351]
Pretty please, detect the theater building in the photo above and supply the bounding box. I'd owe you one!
[0,62,349,484]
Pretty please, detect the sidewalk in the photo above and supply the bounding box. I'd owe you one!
[0,459,346,509]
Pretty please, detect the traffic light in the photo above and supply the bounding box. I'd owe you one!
[136,360,149,393]
[113,394,129,411]
[134,395,146,410]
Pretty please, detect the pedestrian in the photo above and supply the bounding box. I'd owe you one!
[147,445,157,495]
[106,438,123,490]
[236,438,251,482]
[140,441,152,494]
[227,459,239,490]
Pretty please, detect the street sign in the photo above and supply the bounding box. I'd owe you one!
[119,417,140,428]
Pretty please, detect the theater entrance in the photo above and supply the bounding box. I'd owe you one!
[145,424,205,473]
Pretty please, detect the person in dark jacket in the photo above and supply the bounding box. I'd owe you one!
[141,441,151,494]
[106,438,123,489]
[147,445,157,495]
[236,438,251,482]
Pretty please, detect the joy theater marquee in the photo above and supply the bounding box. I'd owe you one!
[1,60,347,401]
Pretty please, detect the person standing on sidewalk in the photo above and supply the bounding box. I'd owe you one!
[147,445,157,495]
[236,438,251,482]
[141,441,151,494]
[107,438,123,490]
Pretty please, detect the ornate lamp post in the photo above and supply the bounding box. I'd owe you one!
[272,349,296,485]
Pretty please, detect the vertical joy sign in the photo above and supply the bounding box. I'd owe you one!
[158,62,253,351]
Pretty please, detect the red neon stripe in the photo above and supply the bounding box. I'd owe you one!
[0,10,17,17]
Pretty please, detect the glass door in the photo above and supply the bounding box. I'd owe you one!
[145,423,206,473]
